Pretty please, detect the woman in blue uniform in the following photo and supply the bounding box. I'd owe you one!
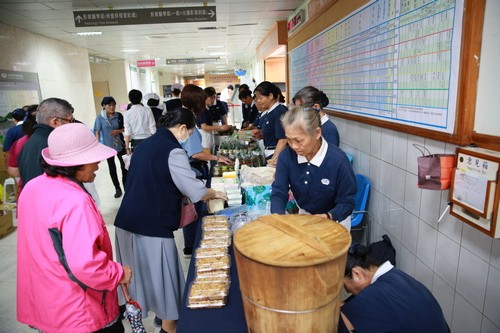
[293,86,340,147]
[270,106,356,229]
[339,243,450,333]
[251,81,288,164]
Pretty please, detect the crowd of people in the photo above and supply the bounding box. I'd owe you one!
[6,81,449,333]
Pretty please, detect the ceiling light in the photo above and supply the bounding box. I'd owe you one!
[207,45,225,49]
[121,49,140,53]
[75,31,102,36]
[197,26,226,30]
[146,34,173,40]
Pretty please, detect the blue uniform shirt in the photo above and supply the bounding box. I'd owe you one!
[209,100,227,124]
[197,108,213,128]
[271,138,356,221]
[242,103,259,126]
[340,263,450,333]
[93,110,124,151]
[184,127,204,158]
[258,103,287,148]
[320,114,340,147]
[3,123,25,152]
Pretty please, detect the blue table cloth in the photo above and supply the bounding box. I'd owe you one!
[177,221,248,333]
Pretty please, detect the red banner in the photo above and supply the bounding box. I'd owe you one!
[137,59,156,67]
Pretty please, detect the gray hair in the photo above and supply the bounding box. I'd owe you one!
[36,98,74,125]
[280,106,321,136]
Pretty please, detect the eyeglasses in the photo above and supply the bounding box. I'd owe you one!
[54,117,75,123]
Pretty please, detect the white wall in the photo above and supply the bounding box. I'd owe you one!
[334,115,500,333]
[0,23,96,127]
[474,0,500,137]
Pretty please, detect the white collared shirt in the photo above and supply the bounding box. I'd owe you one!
[297,137,328,166]
[260,101,280,119]
[123,104,157,139]
[320,113,329,125]
[371,260,394,284]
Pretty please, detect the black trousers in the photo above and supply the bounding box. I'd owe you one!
[107,149,127,189]
[93,319,124,333]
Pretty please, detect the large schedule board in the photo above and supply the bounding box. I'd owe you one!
[290,0,464,133]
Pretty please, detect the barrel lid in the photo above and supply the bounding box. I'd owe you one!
[233,214,352,267]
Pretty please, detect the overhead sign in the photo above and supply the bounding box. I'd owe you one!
[89,54,111,65]
[288,9,305,32]
[137,59,156,67]
[73,6,216,27]
[166,57,221,65]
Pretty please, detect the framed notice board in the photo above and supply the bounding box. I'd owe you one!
[0,69,42,116]
[288,0,488,147]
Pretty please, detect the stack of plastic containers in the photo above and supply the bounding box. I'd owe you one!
[187,215,232,309]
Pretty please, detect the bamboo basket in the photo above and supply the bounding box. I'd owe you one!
[233,214,351,333]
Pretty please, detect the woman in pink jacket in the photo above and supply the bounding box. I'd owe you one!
[17,122,132,333]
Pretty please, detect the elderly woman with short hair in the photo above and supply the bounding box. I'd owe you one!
[270,106,356,229]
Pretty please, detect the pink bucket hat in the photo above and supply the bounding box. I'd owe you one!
[42,123,117,167]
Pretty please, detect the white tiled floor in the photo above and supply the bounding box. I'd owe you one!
[0,161,191,333]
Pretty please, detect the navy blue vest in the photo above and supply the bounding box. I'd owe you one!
[114,127,183,238]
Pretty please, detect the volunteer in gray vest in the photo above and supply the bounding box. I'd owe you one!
[114,107,227,333]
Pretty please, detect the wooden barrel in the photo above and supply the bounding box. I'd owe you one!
[233,214,351,333]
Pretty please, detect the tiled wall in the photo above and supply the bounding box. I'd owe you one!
[334,116,500,333]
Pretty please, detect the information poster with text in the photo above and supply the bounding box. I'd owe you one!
[290,0,464,133]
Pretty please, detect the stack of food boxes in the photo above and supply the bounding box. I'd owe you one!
[222,171,242,207]
[209,171,243,212]
[187,215,231,309]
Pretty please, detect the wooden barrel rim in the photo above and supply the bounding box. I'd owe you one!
[234,214,351,267]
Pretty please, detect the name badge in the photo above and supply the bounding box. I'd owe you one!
[321,179,330,185]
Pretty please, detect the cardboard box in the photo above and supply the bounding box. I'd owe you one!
[0,209,14,239]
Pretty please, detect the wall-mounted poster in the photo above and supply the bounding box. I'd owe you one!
[0,69,42,116]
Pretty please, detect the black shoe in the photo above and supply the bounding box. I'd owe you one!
[154,316,162,327]
[183,247,193,259]
[114,188,122,198]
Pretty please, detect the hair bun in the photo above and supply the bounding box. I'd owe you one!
[319,91,329,108]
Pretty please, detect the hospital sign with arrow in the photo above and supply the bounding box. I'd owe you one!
[74,6,216,27]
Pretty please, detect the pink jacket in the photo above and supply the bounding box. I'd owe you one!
[17,174,124,333]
